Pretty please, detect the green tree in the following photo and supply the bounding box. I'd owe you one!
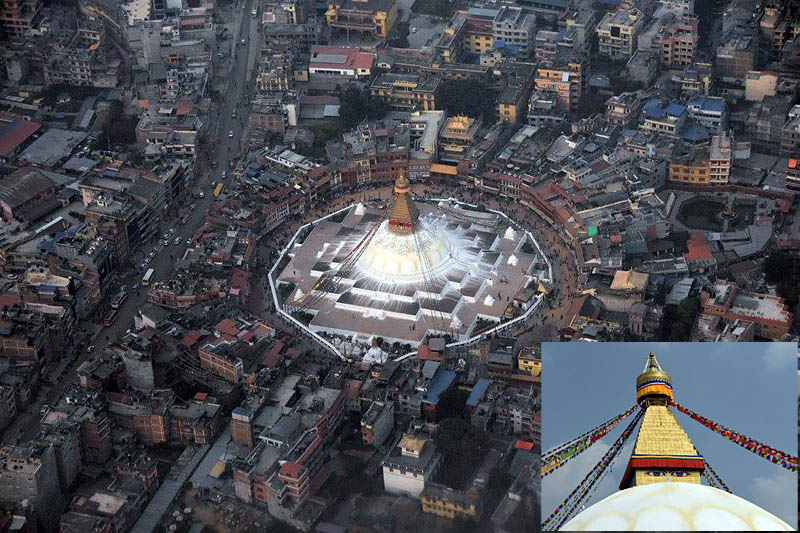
[338,87,390,129]
[433,418,489,488]
[436,387,470,420]
[437,80,498,122]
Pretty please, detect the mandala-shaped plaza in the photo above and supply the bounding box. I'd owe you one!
[269,176,553,359]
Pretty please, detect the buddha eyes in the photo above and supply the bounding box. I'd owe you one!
[647,471,688,477]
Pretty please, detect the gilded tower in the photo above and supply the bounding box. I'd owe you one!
[387,173,419,234]
[619,353,705,489]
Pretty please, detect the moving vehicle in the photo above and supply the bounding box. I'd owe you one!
[232,109,237,118]
[213,182,224,198]
[411,27,417,33]
[199,191,205,198]
[142,268,155,286]
[103,310,119,327]
[221,171,227,180]
[228,130,234,137]
[110,290,127,310]
[251,8,257,17]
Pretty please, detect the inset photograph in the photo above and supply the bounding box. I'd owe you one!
[541,342,798,531]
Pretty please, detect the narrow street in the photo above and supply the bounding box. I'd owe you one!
[4,0,261,445]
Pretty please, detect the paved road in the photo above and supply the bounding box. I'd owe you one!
[5,0,260,445]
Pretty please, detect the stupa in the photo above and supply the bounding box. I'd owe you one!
[561,353,793,531]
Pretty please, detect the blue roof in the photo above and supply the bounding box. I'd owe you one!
[424,370,456,405]
[683,124,710,143]
[232,407,253,417]
[643,101,665,119]
[690,95,726,112]
[665,103,686,117]
[466,378,491,407]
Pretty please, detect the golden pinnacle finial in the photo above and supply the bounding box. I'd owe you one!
[394,172,410,195]
[636,352,673,405]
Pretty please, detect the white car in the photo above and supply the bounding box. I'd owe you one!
[411,27,417,33]
[199,191,205,198]
[228,130,234,138]
[174,237,181,245]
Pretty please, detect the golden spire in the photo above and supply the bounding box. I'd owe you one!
[388,171,419,234]
[620,353,704,489]
[635,352,673,405]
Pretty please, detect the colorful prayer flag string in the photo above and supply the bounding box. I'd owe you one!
[542,408,645,531]
[541,404,638,478]
[671,401,797,472]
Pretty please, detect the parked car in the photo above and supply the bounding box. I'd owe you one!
[174,237,181,245]
[87,345,95,353]
[40,404,50,416]
[199,191,205,198]
[228,130,234,137]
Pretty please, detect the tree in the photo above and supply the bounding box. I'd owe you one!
[437,80,499,122]
[433,418,489,488]
[338,87,390,129]
[436,387,470,420]
[389,21,410,48]
[764,251,800,310]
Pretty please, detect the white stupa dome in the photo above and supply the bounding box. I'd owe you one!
[357,219,454,284]
[561,482,793,531]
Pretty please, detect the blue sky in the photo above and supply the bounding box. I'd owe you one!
[541,342,798,528]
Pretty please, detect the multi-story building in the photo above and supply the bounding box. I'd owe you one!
[534,58,586,111]
[641,101,686,137]
[421,449,500,520]
[0,168,58,223]
[168,394,224,445]
[325,0,397,40]
[526,90,563,128]
[370,73,440,111]
[231,407,255,447]
[0,385,16,434]
[668,132,732,185]
[654,15,699,69]
[701,282,793,340]
[0,0,41,39]
[198,338,245,384]
[715,34,756,78]
[605,92,644,126]
[787,158,800,192]
[781,105,800,155]
[361,400,394,447]
[439,115,481,164]
[382,433,441,499]
[233,387,346,513]
[596,8,644,60]
[0,442,63,529]
[492,6,536,56]
[686,95,727,132]
[626,49,659,85]
[517,346,541,376]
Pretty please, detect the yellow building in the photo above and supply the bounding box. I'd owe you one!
[325,0,397,39]
[517,346,541,377]
[421,483,478,519]
[534,59,586,111]
[370,73,439,111]
[620,353,705,489]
